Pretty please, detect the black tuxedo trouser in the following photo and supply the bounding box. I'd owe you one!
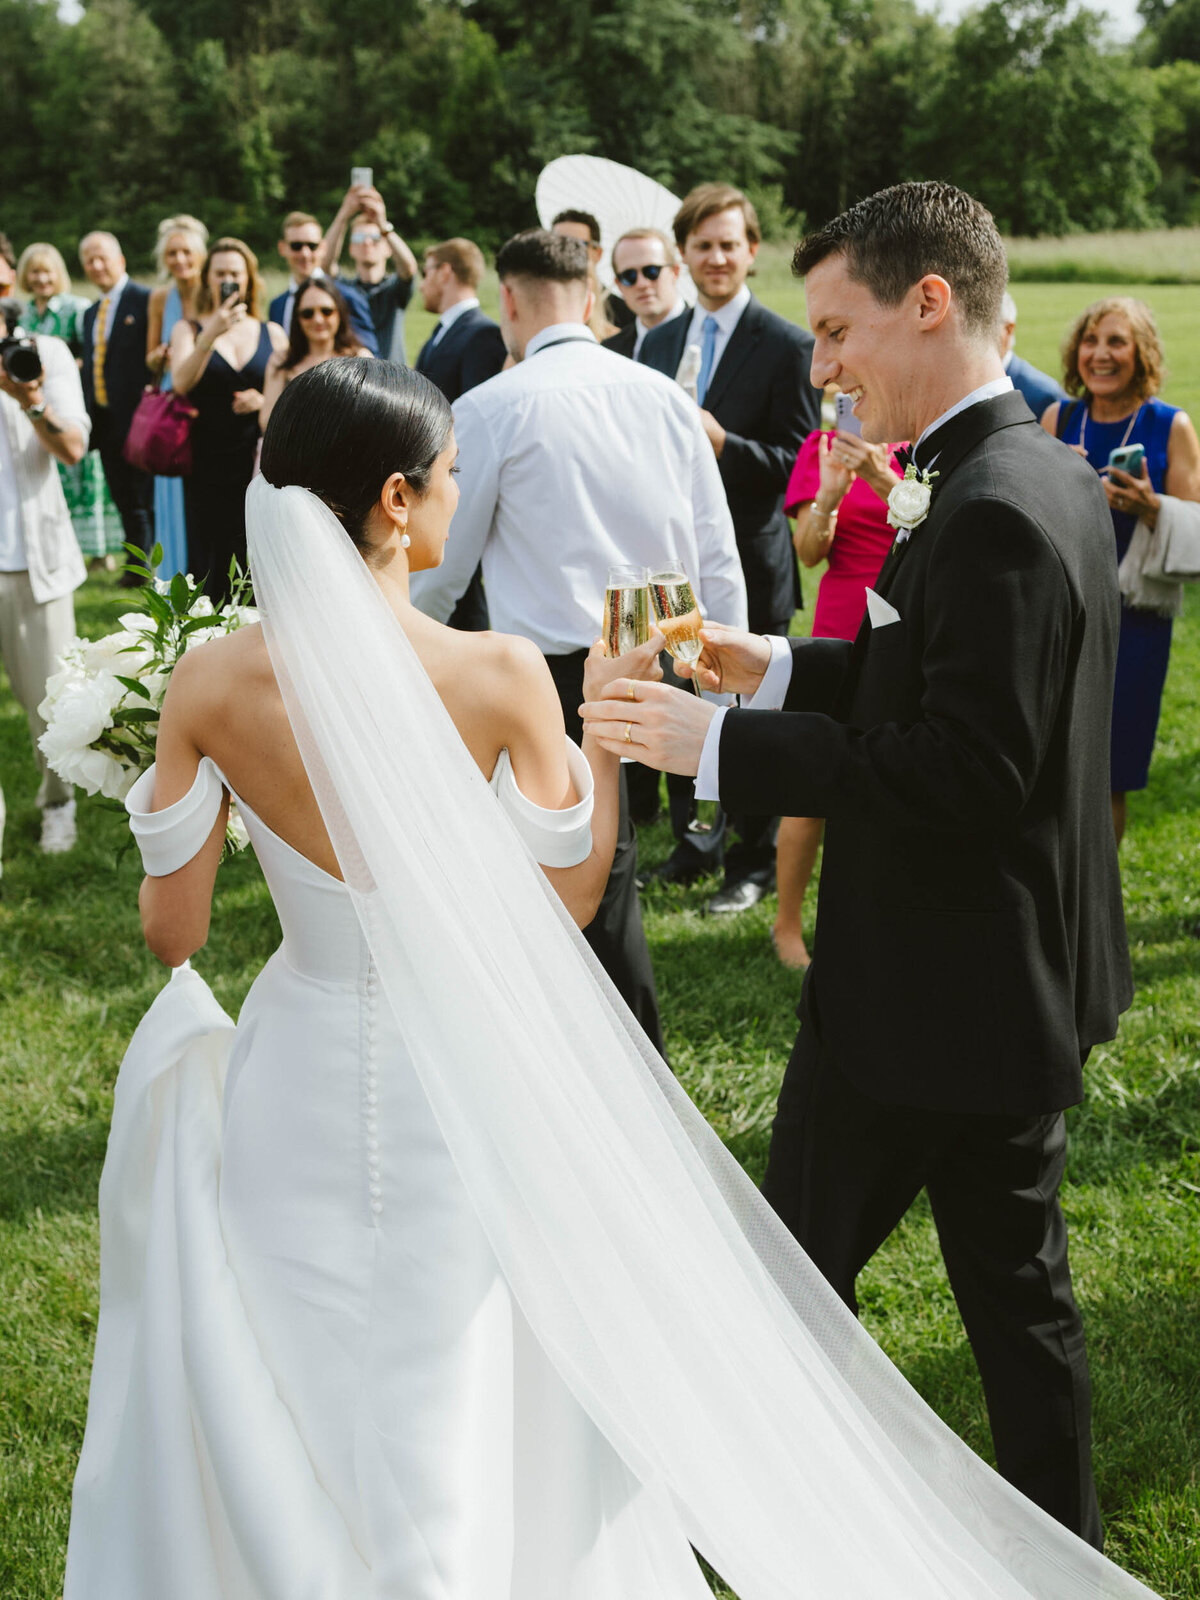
[659,616,793,887]
[447,564,489,632]
[544,649,666,1060]
[96,431,155,560]
[763,984,1102,1549]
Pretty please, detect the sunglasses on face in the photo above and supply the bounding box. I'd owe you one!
[287,240,319,253]
[351,230,381,244]
[297,305,336,320]
[615,264,667,287]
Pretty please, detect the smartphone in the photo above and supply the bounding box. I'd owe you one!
[351,166,374,190]
[1108,443,1145,476]
[834,391,863,438]
[219,280,241,304]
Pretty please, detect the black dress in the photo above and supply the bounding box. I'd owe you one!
[183,322,273,601]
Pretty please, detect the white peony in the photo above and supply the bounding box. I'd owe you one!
[226,803,251,853]
[886,474,934,532]
[80,628,155,676]
[38,670,125,764]
[49,743,136,799]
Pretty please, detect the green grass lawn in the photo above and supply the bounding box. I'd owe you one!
[2,272,1198,1594]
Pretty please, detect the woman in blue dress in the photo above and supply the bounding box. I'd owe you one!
[1043,297,1200,842]
[146,215,208,581]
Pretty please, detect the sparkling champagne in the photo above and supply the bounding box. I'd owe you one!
[648,569,704,693]
[602,572,651,657]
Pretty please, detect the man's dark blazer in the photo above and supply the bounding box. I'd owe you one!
[720,391,1132,1114]
[1007,353,1064,422]
[415,307,506,402]
[601,321,638,360]
[269,283,379,355]
[639,295,819,629]
[80,281,152,449]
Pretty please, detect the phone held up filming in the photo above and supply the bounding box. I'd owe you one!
[1107,443,1145,478]
[834,391,863,439]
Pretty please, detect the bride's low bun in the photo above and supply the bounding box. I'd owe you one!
[260,357,453,553]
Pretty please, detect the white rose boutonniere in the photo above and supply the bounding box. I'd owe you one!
[886,463,939,534]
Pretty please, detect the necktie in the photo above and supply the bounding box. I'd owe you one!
[696,315,719,408]
[93,295,111,407]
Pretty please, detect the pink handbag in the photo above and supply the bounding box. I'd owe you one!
[122,388,197,477]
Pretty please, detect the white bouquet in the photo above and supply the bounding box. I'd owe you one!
[38,552,257,854]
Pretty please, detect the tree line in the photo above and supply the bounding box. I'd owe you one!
[3,0,1200,270]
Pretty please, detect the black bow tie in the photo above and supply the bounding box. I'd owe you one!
[894,445,914,475]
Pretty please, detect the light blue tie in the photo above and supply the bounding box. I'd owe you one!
[696,315,719,407]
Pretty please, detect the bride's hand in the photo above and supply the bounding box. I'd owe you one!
[582,631,664,704]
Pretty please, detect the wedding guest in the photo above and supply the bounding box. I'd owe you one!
[78,230,155,582]
[1043,296,1200,843]
[998,291,1062,421]
[318,182,418,363]
[16,243,122,572]
[772,423,902,969]
[640,183,819,913]
[0,234,16,296]
[170,237,287,600]
[411,228,746,1055]
[0,297,89,861]
[260,277,369,431]
[602,228,687,361]
[268,210,377,354]
[551,209,620,340]
[415,237,507,633]
[146,214,208,581]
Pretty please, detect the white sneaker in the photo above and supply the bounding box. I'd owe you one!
[40,799,77,854]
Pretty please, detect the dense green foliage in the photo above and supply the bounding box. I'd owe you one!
[5,0,1200,266]
[1,281,1198,1594]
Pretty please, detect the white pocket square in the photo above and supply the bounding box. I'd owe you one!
[865,588,901,629]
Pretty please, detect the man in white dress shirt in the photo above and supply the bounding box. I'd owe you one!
[411,228,746,1055]
[0,300,90,864]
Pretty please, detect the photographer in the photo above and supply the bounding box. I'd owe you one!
[0,297,90,864]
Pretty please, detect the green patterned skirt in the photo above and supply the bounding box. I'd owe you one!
[59,454,124,558]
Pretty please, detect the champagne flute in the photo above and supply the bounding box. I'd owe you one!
[648,561,704,697]
[602,567,651,657]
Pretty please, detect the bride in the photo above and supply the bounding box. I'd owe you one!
[66,357,1158,1600]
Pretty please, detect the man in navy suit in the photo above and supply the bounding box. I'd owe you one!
[998,290,1063,421]
[268,211,377,354]
[78,232,154,579]
[639,184,819,913]
[415,238,507,632]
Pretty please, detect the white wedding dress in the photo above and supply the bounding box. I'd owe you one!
[64,478,1159,1600]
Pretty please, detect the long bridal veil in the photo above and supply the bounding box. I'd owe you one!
[246,474,1156,1600]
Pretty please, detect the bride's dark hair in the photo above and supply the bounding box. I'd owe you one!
[260,357,453,551]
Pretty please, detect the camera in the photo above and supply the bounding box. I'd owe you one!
[0,333,43,385]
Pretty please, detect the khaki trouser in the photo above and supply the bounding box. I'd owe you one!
[0,570,76,854]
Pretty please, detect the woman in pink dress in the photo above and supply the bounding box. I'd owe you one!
[772,424,904,968]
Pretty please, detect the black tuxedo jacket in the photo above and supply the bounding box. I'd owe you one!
[721,392,1132,1114]
[639,296,818,627]
[601,322,638,360]
[80,281,152,449]
[415,307,507,402]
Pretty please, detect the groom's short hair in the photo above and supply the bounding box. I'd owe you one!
[496,229,588,287]
[793,181,1007,336]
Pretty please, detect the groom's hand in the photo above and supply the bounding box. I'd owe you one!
[673,623,773,697]
[580,680,716,776]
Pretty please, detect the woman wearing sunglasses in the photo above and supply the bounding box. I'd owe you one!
[260,276,369,432]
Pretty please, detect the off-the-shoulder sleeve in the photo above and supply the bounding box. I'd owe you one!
[125,758,227,877]
[492,738,594,868]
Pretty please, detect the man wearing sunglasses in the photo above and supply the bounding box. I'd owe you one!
[269,211,378,355]
[317,183,419,365]
[602,230,687,362]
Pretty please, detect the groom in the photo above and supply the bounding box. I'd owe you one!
[582,181,1132,1546]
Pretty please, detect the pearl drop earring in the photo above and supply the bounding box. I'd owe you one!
[401,533,411,549]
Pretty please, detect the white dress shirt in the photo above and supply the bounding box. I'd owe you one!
[633,297,687,362]
[694,375,1015,799]
[0,337,90,596]
[681,285,751,385]
[97,274,129,340]
[410,322,747,653]
[427,296,480,350]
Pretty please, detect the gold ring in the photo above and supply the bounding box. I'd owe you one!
[626,682,638,702]
[624,722,634,744]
